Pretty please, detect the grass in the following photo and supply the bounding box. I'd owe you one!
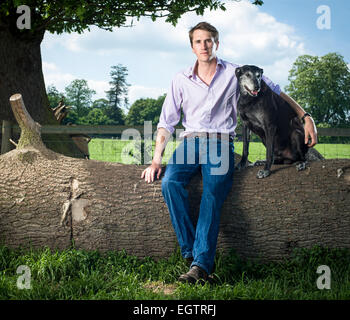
[88,139,350,164]
[1,245,350,300]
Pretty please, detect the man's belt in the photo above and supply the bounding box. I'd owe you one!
[184,132,234,142]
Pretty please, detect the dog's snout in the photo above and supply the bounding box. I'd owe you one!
[253,81,260,91]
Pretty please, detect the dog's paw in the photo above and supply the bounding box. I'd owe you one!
[296,161,307,171]
[256,169,270,179]
[253,160,266,167]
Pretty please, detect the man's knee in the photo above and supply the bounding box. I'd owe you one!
[161,174,170,192]
[203,173,234,198]
[161,172,179,195]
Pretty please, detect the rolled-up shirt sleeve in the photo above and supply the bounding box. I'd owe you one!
[157,76,182,134]
[263,75,282,95]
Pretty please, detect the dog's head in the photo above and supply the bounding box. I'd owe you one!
[235,65,264,97]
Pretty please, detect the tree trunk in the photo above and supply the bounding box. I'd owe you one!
[0,27,84,158]
[1,94,350,262]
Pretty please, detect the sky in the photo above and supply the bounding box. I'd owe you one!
[41,0,350,109]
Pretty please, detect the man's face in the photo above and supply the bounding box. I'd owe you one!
[191,29,219,63]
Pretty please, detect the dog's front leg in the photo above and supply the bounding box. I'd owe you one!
[236,124,250,170]
[257,127,276,179]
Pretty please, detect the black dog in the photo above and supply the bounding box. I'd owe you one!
[235,65,308,178]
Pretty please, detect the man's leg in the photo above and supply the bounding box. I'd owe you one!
[191,138,235,275]
[161,138,200,259]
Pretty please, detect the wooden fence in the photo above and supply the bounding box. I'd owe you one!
[1,120,350,154]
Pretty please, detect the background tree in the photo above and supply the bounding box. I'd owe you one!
[47,85,64,109]
[64,79,96,122]
[91,98,109,110]
[80,108,112,125]
[285,53,350,127]
[105,64,129,125]
[77,97,114,125]
[125,95,166,126]
[0,0,263,156]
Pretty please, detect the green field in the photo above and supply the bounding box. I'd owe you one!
[1,245,350,300]
[89,139,350,164]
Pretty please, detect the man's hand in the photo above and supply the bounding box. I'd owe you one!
[141,127,171,183]
[280,92,318,148]
[304,116,318,147]
[141,161,163,183]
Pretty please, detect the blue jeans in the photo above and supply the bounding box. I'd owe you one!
[161,137,235,274]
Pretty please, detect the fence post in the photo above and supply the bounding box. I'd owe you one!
[1,120,12,154]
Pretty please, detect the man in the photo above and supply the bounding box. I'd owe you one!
[141,22,317,284]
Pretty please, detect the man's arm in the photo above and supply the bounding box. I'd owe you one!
[141,127,172,183]
[280,92,318,147]
[141,75,182,183]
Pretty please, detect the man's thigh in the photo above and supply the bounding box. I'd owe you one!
[201,140,235,194]
[163,138,200,186]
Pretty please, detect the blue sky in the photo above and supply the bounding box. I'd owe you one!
[41,0,350,108]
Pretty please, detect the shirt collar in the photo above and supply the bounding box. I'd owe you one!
[185,57,224,78]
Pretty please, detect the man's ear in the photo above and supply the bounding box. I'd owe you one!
[215,40,219,51]
[235,67,242,78]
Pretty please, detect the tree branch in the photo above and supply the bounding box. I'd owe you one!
[9,93,46,150]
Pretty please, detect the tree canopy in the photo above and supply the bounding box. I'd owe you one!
[0,0,263,36]
[125,95,166,126]
[285,53,350,127]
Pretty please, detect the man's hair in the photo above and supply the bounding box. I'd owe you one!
[189,22,219,47]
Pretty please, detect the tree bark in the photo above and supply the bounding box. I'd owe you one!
[0,27,84,158]
[1,94,350,262]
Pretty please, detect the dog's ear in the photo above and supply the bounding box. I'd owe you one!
[260,68,264,75]
[235,67,242,78]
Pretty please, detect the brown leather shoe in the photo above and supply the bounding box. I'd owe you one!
[178,266,208,284]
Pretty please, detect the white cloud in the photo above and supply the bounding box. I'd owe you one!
[43,62,109,98]
[87,79,109,98]
[42,61,58,71]
[128,85,166,104]
[42,62,76,92]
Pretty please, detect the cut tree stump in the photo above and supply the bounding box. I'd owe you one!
[0,94,349,262]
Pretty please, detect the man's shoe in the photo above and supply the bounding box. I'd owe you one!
[178,265,208,284]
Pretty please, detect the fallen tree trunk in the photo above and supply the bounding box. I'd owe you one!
[0,94,349,262]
